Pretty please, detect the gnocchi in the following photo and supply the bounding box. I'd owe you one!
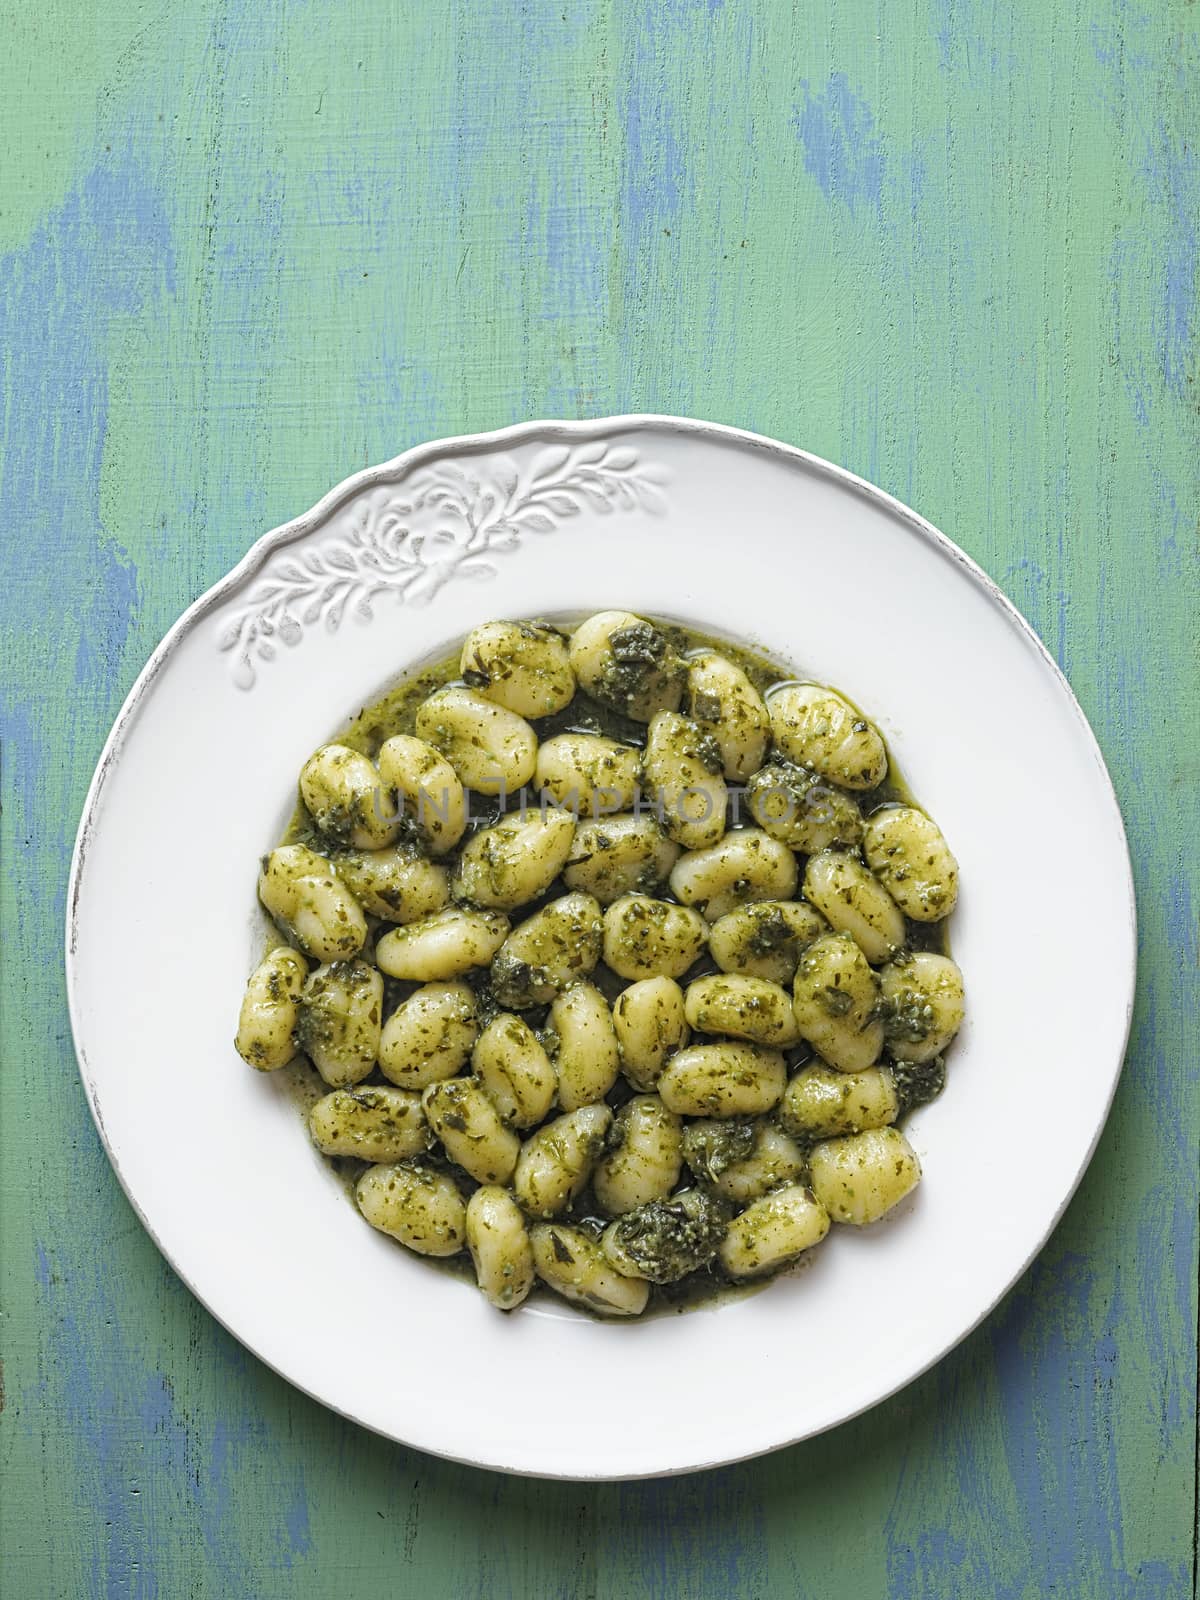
[465,1186,535,1309]
[642,711,728,850]
[375,906,509,982]
[299,744,399,850]
[684,649,771,780]
[460,620,575,718]
[422,1076,520,1185]
[562,813,679,903]
[258,844,368,961]
[745,758,864,852]
[602,894,707,981]
[863,806,959,921]
[808,1127,922,1225]
[767,683,887,790]
[308,1085,431,1162]
[296,959,383,1087]
[376,735,467,855]
[719,1184,830,1277]
[612,975,690,1091]
[878,952,965,1064]
[683,973,801,1048]
[378,981,478,1088]
[779,1063,899,1140]
[235,946,308,1070]
[682,1119,808,1205]
[490,891,604,1008]
[415,686,537,796]
[356,1161,466,1256]
[708,900,827,986]
[792,933,885,1073]
[593,1094,684,1215]
[658,1043,787,1118]
[513,1104,612,1217]
[803,848,906,964]
[239,611,965,1318]
[472,1012,557,1128]
[668,828,798,921]
[332,843,450,923]
[567,610,685,722]
[546,981,621,1111]
[535,733,641,818]
[530,1224,650,1316]
[453,806,576,910]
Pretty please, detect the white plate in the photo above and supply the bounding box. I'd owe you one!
[67,417,1135,1479]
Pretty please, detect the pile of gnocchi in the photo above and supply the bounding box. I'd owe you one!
[236,611,964,1317]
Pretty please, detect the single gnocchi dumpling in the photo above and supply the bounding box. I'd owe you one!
[414,686,537,796]
[612,975,690,1090]
[684,650,770,779]
[602,894,707,982]
[683,974,801,1048]
[472,1012,557,1128]
[376,735,467,855]
[642,711,728,850]
[803,849,906,965]
[460,620,575,717]
[689,1121,809,1206]
[745,759,864,852]
[669,828,798,921]
[535,733,641,818]
[258,844,368,962]
[878,952,965,1064]
[808,1126,921,1225]
[779,1063,899,1140]
[296,958,384,1087]
[356,1162,466,1257]
[308,1085,431,1162]
[568,610,685,722]
[601,1188,727,1283]
[299,744,399,849]
[466,1187,535,1310]
[513,1104,612,1218]
[792,933,884,1073]
[333,844,450,923]
[530,1223,650,1316]
[452,806,576,910]
[489,892,604,1008]
[592,1094,684,1215]
[378,980,478,1088]
[375,906,509,982]
[767,683,887,791]
[423,1077,520,1185]
[657,1042,787,1118]
[235,946,308,1070]
[546,981,621,1110]
[863,806,959,921]
[708,900,828,986]
[562,814,679,904]
[718,1184,830,1278]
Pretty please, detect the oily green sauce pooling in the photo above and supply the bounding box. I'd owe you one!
[270,617,953,1318]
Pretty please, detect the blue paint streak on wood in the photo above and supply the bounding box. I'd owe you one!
[792,74,886,216]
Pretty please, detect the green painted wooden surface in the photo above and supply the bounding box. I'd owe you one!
[1,0,1196,1594]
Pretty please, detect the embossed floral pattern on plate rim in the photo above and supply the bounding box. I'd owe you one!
[217,442,668,688]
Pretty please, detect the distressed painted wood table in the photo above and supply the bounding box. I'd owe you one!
[2,2,1196,1594]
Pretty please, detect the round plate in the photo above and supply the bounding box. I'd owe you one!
[67,417,1135,1479]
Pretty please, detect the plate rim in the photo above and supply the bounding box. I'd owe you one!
[64,413,1137,1479]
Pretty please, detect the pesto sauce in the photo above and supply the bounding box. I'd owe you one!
[265,617,954,1317]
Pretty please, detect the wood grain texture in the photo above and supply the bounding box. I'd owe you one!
[1,1,1196,1594]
